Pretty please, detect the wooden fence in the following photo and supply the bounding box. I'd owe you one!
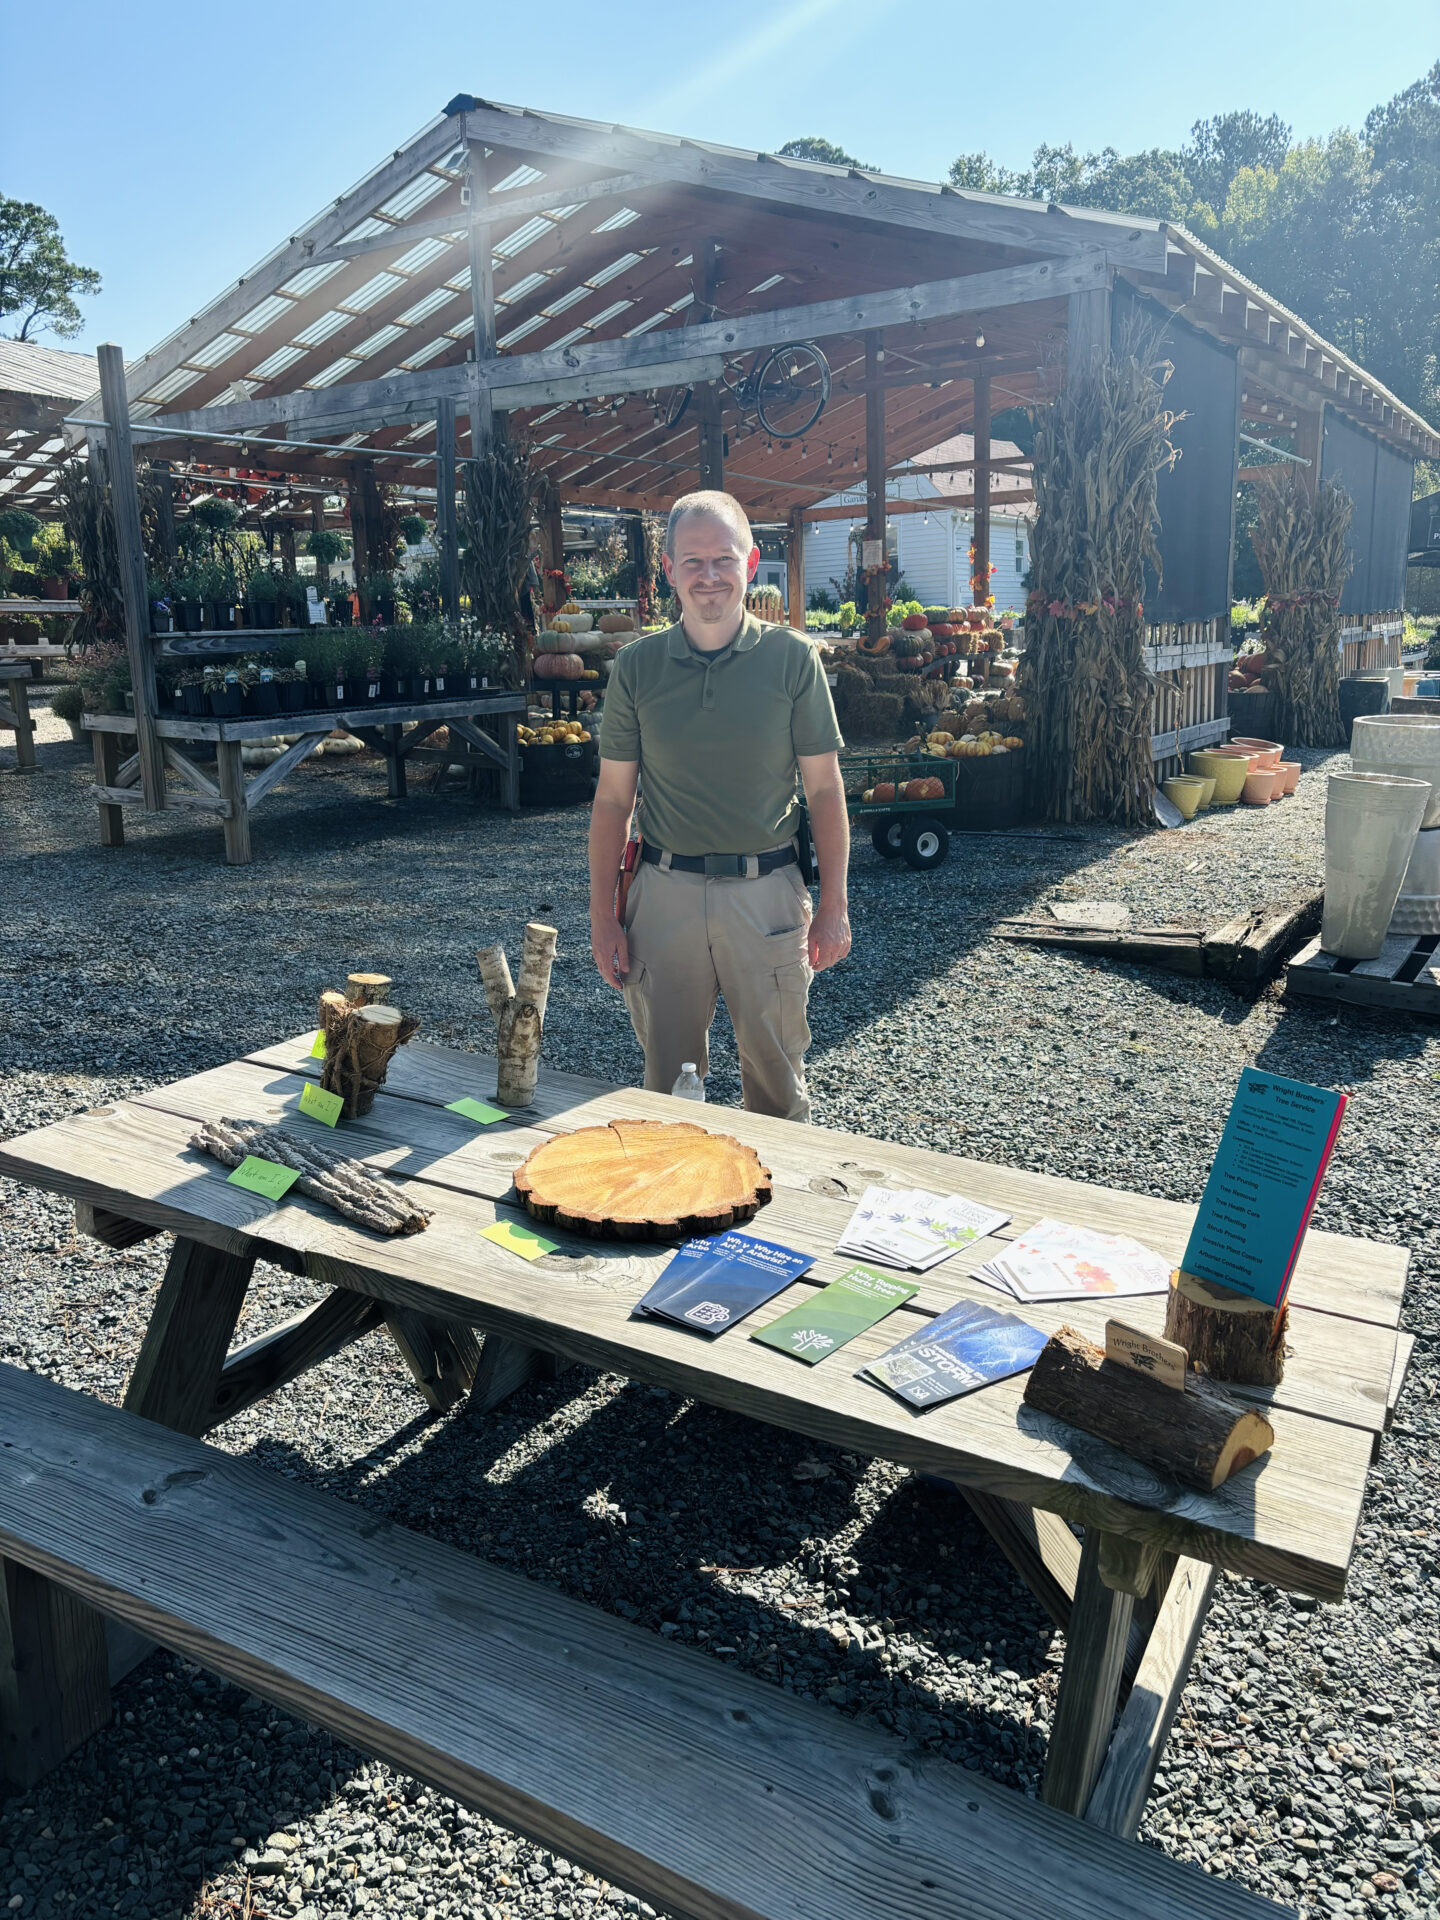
[1145,618,1232,781]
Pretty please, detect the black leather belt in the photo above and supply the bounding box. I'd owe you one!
[640,843,797,878]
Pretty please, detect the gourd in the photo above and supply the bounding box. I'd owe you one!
[858,632,891,656]
[534,651,585,680]
[597,611,635,634]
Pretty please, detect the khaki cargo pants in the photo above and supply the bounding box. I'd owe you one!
[621,858,814,1121]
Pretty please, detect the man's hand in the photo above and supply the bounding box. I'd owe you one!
[591,915,630,991]
[808,900,851,973]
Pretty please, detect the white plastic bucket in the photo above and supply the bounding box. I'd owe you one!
[1322,772,1431,959]
[1350,714,1440,830]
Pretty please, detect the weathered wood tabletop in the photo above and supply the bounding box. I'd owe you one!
[0,1032,1408,1837]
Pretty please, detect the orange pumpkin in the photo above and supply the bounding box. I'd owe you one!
[872,781,896,802]
[903,613,928,631]
[930,622,955,640]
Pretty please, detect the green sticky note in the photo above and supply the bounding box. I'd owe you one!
[227,1155,301,1202]
[309,1029,327,1059]
[298,1081,344,1128]
[481,1219,558,1260]
[752,1263,917,1364]
[446,1097,508,1125]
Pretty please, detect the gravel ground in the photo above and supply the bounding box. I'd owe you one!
[1,695,1437,1920]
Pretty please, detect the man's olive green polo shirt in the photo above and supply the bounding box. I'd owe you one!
[599,613,844,856]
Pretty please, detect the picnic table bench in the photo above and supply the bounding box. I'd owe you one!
[0,1034,1406,1908]
[0,659,36,771]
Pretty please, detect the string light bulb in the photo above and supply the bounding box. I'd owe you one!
[975,332,985,348]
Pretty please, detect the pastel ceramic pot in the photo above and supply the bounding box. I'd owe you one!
[1188,749,1249,806]
[1231,736,1284,768]
[1243,767,1278,805]
[1390,827,1440,935]
[1190,774,1216,811]
[1161,776,1206,820]
[1322,772,1431,958]
[1277,761,1301,795]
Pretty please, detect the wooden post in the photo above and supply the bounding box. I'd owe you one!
[696,241,724,490]
[152,462,177,571]
[1292,405,1323,501]
[435,396,460,623]
[96,345,165,812]
[123,1237,257,1437]
[91,728,124,847]
[310,497,329,589]
[1066,283,1113,390]
[864,331,886,643]
[786,507,806,629]
[465,128,496,457]
[1043,1528,1135,1816]
[0,1557,112,1789]
[971,367,991,610]
[215,738,252,866]
[538,478,566,620]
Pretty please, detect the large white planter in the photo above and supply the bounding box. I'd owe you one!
[1390,828,1440,936]
[1322,772,1431,959]
[1350,714,1440,829]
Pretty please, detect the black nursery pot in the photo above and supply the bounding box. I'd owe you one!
[375,596,397,625]
[182,684,207,717]
[248,599,277,631]
[177,599,203,633]
[208,686,244,717]
[431,671,449,700]
[324,678,347,709]
[363,673,383,703]
[205,601,236,632]
[150,605,174,635]
[329,600,352,627]
[248,681,281,715]
[281,679,307,712]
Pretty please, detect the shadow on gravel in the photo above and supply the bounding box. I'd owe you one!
[1254,998,1438,1083]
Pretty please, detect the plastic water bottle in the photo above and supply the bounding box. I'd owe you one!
[671,1062,705,1102]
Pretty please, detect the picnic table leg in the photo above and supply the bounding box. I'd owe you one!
[502,707,519,812]
[92,729,125,847]
[123,1236,257,1436]
[466,1336,564,1421]
[384,1309,481,1413]
[386,723,407,799]
[0,1558,111,1788]
[8,675,35,771]
[215,739,253,865]
[1041,1528,1137,1816]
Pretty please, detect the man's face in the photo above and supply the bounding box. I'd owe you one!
[663,514,759,630]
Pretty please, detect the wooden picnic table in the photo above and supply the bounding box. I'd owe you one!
[0,659,36,771]
[0,1033,1409,1841]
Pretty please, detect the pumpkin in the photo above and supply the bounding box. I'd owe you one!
[597,611,635,634]
[930,622,955,640]
[557,609,593,633]
[534,651,584,680]
[858,633,891,656]
[902,613,928,631]
[871,781,896,802]
[921,775,945,799]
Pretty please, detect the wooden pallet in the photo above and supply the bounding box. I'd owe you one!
[1286,933,1440,1015]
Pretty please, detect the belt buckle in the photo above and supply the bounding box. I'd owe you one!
[703,853,752,877]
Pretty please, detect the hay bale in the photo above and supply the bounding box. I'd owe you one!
[843,691,907,740]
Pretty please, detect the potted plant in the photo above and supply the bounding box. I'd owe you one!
[400,513,429,549]
[339,628,381,705]
[302,628,346,708]
[304,527,348,585]
[173,665,208,717]
[359,571,398,626]
[205,666,245,717]
[197,556,238,631]
[381,622,420,701]
[246,565,280,630]
[242,659,281,716]
[0,509,40,596]
[171,565,205,633]
[50,680,87,743]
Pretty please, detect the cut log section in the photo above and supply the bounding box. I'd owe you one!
[513,1119,773,1240]
[1163,1270,1288,1386]
[1022,1324,1274,1493]
[319,990,419,1118]
[345,972,393,1005]
[478,923,558,1108]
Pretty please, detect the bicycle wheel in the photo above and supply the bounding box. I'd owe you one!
[657,384,692,431]
[753,342,830,439]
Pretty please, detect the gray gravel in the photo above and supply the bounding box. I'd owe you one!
[1,693,1437,1920]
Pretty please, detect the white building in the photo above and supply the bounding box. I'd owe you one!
[799,432,1033,616]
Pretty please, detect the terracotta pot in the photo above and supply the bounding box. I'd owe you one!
[1277,761,1301,795]
[1231,736,1284,768]
[1242,768,1279,805]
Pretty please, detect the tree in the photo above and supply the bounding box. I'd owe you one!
[948,152,1026,195]
[776,136,876,171]
[0,198,101,341]
[1183,112,1292,211]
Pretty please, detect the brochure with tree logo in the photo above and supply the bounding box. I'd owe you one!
[836,1186,1010,1272]
[861,1299,1046,1409]
[751,1264,917,1364]
[1180,1069,1347,1310]
[634,1231,813,1338]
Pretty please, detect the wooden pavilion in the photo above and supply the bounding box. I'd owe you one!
[51,95,1439,825]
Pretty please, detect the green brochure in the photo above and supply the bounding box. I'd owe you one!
[447,1097,508,1125]
[751,1264,917,1364]
[298,1081,344,1127]
[227,1156,301,1202]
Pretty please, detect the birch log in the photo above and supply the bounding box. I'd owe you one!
[477,922,558,1107]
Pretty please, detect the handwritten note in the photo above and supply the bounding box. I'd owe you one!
[298,1081,344,1128]
[227,1156,301,1202]
[481,1220,557,1261]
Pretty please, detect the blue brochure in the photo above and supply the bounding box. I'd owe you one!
[862,1299,1046,1409]
[635,1230,813,1338]
[1180,1069,1347,1310]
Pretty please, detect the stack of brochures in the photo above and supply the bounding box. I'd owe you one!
[973,1216,1170,1304]
[862,1299,1047,1409]
[836,1186,1011,1273]
[633,1230,813,1337]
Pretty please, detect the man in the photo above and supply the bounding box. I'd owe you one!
[588,489,850,1121]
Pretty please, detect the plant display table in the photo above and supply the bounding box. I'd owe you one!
[0,660,36,771]
[0,1033,1408,1850]
[81,692,525,864]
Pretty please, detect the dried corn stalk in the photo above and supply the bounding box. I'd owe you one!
[1021,318,1177,826]
[1250,471,1351,747]
[190,1118,430,1234]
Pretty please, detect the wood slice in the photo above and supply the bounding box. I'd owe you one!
[513,1120,772,1240]
[1023,1324,1275,1493]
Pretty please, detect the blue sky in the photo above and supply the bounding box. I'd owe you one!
[2,0,1433,359]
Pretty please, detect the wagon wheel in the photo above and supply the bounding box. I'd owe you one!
[900,814,950,870]
[870,815,905,859]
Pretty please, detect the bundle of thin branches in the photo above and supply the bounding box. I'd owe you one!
[1251,471,1351,747]
[458,433,538,683]
[1020,317,1178,826]
[190,1118,431,1235]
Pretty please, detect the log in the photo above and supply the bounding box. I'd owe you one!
[1163,1270,1288,1386]
[1022,1324,1274,1493]
[513,1119,772,1240]
[319,990,419,1117]
[345,972,393,1004]
[477,923,558,1107]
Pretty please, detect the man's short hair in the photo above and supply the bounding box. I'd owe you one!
[665,490,753,559]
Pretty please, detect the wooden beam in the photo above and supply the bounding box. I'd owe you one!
[495,354,725,416]
[785,506,805,627]
[864,332,885,642]
[971,366,991,608]
[466,1337,564,1420]
[695,241,724,490]
[0,1557,111,1788]
[465,131,496,452]
[1066,283,1112,388]
[147,252,1108,442]
[208,1289,387,1431]
[384,1308,481,1413]
[538,476,565,617]
[96,348,166,812]
[122,1237,256,1438]
[1085,1558,1217,1841]
[435,397,459,621]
